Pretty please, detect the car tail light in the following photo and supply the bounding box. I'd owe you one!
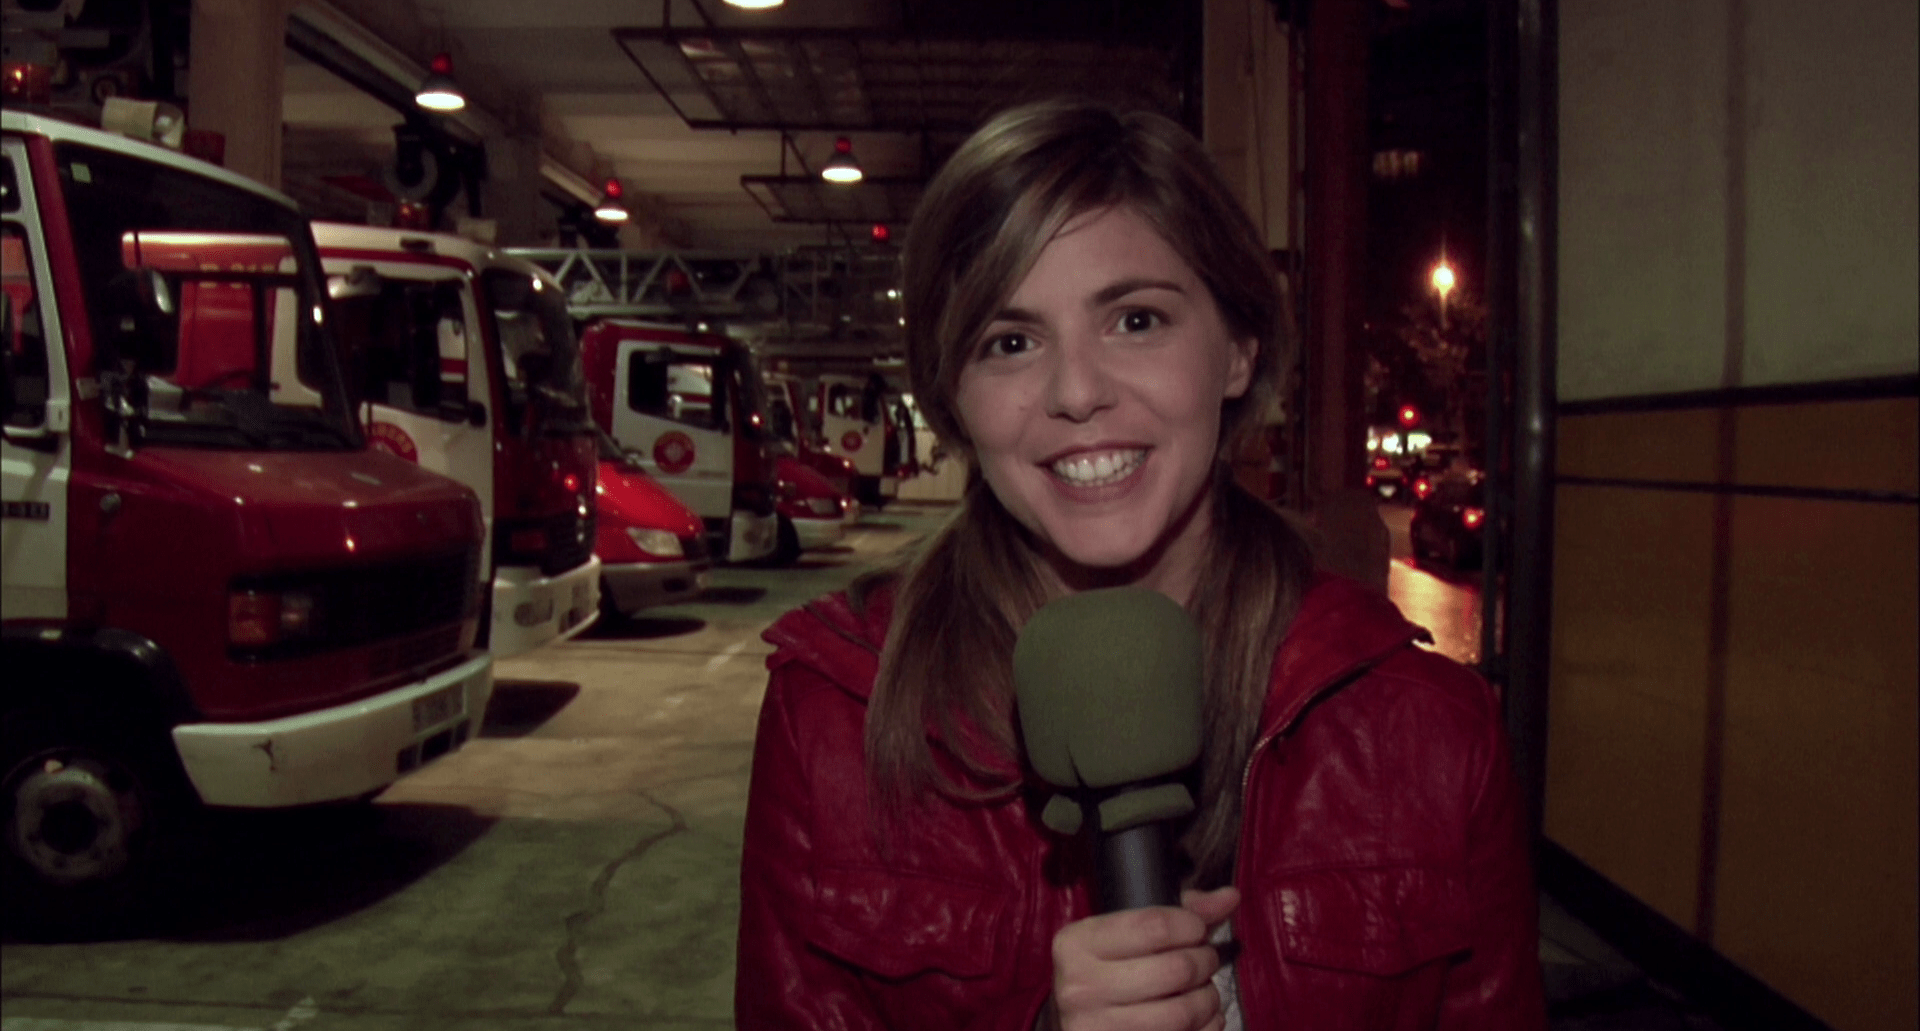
[1462,507,1484,529]
[1372,456,1390,470]
[1414,477,1433,500]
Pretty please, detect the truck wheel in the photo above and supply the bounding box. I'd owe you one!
[0,710,186,937]
[759,517,801,568]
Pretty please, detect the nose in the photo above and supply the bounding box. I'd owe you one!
[1043,332,1116,423]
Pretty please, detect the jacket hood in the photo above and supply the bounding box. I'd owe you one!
[762,571,1430,733]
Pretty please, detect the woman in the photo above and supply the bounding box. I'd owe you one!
[736,99,1544,1031]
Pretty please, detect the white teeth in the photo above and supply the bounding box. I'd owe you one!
[1050,449,1146,486]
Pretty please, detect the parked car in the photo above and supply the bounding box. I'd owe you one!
[593,436,711,620]
[1409,469,1487,569]
[1365,453,1406,500]
[771,454,853,565]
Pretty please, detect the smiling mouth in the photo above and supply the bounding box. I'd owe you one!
[1047,448,1148,487]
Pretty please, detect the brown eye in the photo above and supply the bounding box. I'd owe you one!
[983,333,1033,358]
[1116,309,1160,333]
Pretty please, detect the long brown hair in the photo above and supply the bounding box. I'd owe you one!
[864,98,1314,888]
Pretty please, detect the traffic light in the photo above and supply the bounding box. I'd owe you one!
[1398,404,1420,428]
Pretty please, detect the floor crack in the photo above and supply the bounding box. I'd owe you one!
[549,794,687,1015]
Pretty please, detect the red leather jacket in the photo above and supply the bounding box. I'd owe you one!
[736,573,1546,1030]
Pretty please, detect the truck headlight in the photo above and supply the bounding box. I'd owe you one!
[627,527,682,558]
[229,589,319,647]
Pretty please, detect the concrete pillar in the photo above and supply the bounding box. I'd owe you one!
[1202,0,1295,252]
[1300,0,1370,501]
[482,133,547,247]
[187,0,292,189]
[1203,0,1300,505]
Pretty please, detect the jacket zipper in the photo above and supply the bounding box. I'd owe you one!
[1232,627,1423,1020]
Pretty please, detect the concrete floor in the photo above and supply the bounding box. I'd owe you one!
[1,499,1730,1030]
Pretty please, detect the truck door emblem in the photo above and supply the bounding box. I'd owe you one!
[655,431,696,475]
[841,431,863,452]
[367,422,419,463]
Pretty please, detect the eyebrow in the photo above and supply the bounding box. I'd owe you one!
[989,277,1188,324]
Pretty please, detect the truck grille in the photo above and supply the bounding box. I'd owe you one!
[231,547,479,662]
[329,549,479,642]
[495,510,597,578]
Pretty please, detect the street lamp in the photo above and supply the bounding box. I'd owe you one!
[1431,259,1456,329]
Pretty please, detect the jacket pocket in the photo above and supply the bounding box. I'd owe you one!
[1257,865,1470,977]
[804,865,1010,980]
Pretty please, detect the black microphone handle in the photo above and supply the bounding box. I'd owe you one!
[1097,820,1181,912]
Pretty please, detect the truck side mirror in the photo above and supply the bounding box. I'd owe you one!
[140,268,174,316]
[0,293,14,424]
[327,264,383,300]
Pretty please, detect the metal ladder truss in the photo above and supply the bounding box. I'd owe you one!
[506,247,904,332]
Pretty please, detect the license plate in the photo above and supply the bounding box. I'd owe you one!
[413,684,465,732]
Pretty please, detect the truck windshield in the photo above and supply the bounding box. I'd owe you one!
[55,143,358,451]
[483,268,590,436]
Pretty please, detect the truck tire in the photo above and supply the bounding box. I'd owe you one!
[0,708,187,938]
[757,516,801,568]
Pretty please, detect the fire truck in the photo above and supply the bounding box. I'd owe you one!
[576,320,778,565]
[1,110,491,928]
[313,223,601,656]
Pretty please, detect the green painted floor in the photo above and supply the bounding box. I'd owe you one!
[1,499,1734,1030]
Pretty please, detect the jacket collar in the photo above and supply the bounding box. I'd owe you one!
[762,583,895,700]
[764,570,1429,729]
[1258,572,1429,738]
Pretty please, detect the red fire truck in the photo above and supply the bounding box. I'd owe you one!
[313,223,601,657]
[1,111,491,928]
[577,320,778,564]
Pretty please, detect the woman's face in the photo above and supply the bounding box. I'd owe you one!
[954,205,1254,600]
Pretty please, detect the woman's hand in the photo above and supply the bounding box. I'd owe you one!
[1048,886,1240,1031]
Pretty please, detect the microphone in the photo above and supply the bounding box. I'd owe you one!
[1013,587,1204,912]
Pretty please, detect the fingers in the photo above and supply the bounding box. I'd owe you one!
[1071,905,1210,962]
[1056,943,1221,1010]
[1050,896,1241,1031]
[1179,885,1241,928]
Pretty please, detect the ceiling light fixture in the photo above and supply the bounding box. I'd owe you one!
[594,177,629,222]
[820,137,863,184]
[415,52,466,112]
[723,0,785,8]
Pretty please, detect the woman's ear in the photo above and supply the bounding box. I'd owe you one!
[1223,336,1257,399]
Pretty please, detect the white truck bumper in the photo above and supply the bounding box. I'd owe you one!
[172,652,494,808]
[488,556,601,659]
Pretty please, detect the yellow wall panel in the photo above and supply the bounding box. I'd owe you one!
[1546,483,1715,927]
[1713,498,1919,1031]
[1557,409,1719,482]
[1734,397,1919,497]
